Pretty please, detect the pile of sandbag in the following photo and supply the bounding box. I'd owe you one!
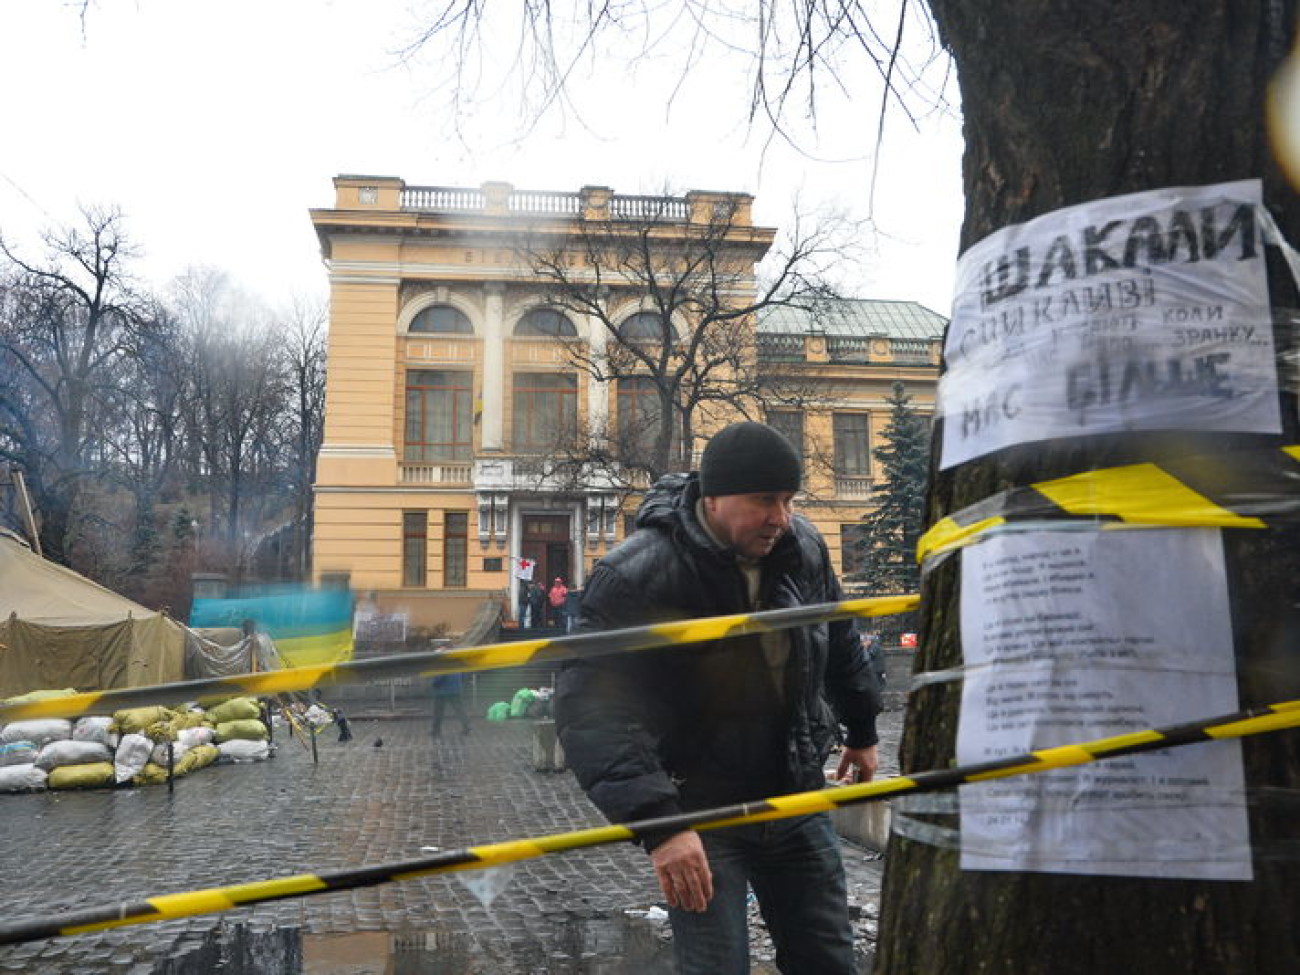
[0,691,274,794]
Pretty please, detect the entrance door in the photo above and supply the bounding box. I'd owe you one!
[521,514,572,589]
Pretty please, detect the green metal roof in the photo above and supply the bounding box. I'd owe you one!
[758,299,947,340]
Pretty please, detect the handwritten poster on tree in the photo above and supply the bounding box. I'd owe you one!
[957,528,1251,880]
[940,179,1281,469]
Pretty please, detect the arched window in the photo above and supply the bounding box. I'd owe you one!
[515,308,577,338]
[409,305,473,334]
[618,311,667,343]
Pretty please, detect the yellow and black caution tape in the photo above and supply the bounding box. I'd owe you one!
[0,595,918,724]
[1,695,1296,947]
[919,444,1300,563]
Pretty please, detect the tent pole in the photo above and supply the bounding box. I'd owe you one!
[11,470,41,558]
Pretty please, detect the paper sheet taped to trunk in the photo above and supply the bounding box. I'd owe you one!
[939,179,1281,469]
[957,528,1250,880]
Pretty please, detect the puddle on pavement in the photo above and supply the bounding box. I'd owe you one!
[301,913,675,975]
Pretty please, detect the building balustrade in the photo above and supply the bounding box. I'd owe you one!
[401,184,702,224]
[400,462,474,485]
[757,333,938,366]
[835,476,873,500]
[609,195,690,221]
[399,186,486,211]
[507,189,583,215]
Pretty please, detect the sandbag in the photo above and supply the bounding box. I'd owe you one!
[149,739,187,767]
[48,762,116,790]
[196,693,239,710]
[216,739,270,763]
[208,697,262,724]
[215,718,268,743]
[1,719,73,747]
[35,739,112,771]
[112,706,174,735]
[174,743,220,777]
[72,716,117,747]
[113,733,153,784]
[168,709,209,731]
[179,726,215,748]
[0,741,37,767]
[0,763,47,792]
[132,763,170,786]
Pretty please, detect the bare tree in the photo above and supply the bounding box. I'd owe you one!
[168,268,292,575]
[274,294,327,578]
[512,194,855,488]
[0,206,157,565]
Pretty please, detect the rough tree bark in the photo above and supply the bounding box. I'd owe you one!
[878,3,1300,972]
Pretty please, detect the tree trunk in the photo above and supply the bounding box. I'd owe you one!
[879,3,1300,972]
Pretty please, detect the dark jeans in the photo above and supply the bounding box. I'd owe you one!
[668,812,855,974]
[431,695,470,736]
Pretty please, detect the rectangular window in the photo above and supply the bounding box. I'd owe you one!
[833,413,871,477]
[482,557,503,573]
[444,511,468,588]
[841,523,870,580]
[766,410,804,462]
[616,376,664,458]
[404,370,473,462]
[402,511,427,587]
[512,372,578,452]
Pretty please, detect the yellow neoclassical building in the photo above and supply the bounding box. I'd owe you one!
[309,176,945,632]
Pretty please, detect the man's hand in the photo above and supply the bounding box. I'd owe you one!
[835,744,879,784]
[649,830,713,912]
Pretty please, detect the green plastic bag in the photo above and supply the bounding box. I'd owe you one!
[509,688,536,718]
[486,702,511,722]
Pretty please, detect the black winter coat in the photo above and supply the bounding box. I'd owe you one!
[554,473,882,831]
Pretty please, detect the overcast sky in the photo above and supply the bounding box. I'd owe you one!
[2,0,965,315]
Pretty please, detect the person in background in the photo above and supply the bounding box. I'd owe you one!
[333,708,354,743]
[555,421,882,974]
[547,576,569,629]
[430,671,472,738]
[528,579,547,631]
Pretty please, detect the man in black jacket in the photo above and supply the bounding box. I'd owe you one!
[555,421,882,974]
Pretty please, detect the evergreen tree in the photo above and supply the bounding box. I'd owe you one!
[858,381,930,595]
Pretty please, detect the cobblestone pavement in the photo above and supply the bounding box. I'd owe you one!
[0,689,906,974]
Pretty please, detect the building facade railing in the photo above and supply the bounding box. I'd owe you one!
[609,195,691,221]
[890,338,935,362]
[399,184,702,224]
[835,476,873,500]
[507,190,583,216]
[400,462,474,485]
[827,336,872,361]
[400,186,486,211]
[757,333,939,366]
[757,333,806,361]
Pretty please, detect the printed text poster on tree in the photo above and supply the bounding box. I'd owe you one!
[957,528,1251,880]
[939,179,1281,469]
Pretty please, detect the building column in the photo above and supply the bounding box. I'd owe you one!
[585,312,609,442]
[482,282,506,450]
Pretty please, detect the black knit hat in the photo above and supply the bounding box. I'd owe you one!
[698,421,802,497]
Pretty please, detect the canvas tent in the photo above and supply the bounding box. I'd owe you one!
[0,529,187,697]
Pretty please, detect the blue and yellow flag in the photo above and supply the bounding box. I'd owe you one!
[190,586,354,668]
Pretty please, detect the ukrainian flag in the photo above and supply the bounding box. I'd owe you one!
[190,586,354,668]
